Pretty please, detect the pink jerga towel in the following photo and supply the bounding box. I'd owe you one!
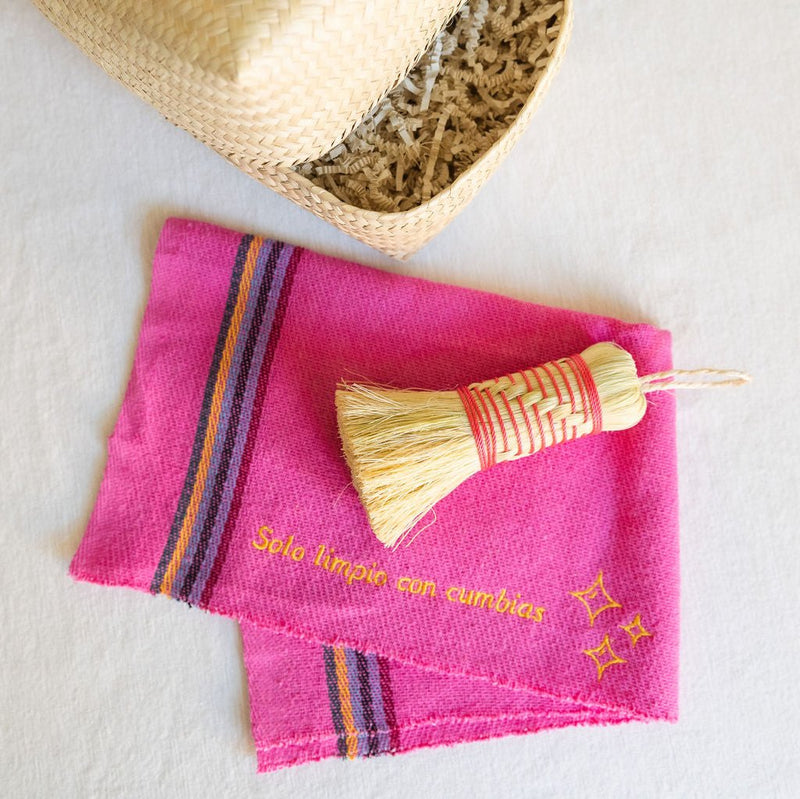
[72,218,679,771]
[243,623,644,771]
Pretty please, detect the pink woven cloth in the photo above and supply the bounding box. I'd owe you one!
[72,218,679,771]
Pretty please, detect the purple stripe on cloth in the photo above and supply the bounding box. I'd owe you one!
[344,646,368,757]
[172,238,274,596]
[197,245,303,607]
[184,241,285,598]
[355,650,378,756]
[186,242,294,603]
[366,652,391,754]
[150,234,253,594]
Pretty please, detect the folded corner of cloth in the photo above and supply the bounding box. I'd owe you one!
[70,217,679,772]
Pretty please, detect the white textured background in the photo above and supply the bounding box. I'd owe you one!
[1,1,798,796]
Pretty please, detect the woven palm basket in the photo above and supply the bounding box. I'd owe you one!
[33,0,573,258]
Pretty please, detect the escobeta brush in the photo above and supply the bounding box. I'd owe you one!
[336,342,749,548]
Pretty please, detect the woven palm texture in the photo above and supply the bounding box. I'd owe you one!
[33,0,572,258]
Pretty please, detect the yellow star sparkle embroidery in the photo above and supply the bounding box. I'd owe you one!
[583,634,627,681]
[569,571,622,626]
[619,614,653,647]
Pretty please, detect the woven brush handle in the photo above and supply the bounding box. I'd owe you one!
[336,341,750,548]
[457,350,608,472]
[458,342,751,473]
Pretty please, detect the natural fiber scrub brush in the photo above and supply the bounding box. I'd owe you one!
[335,342,749,548]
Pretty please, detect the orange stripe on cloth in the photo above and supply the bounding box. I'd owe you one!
[333,646,359,760]
[159,236,263,594]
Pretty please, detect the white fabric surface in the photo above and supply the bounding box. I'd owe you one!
[1,1,798,796]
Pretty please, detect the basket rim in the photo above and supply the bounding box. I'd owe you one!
[282,0,574,223]
[32,0,573,257]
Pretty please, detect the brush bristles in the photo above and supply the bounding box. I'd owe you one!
[336,342,649,548]
[336,385,482,547]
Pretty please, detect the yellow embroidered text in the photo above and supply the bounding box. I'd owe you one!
[396,576,437,597]
[251,525,546,626]
[251,526,305,562]
[445,586,544,622]
[313,543,389,587]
